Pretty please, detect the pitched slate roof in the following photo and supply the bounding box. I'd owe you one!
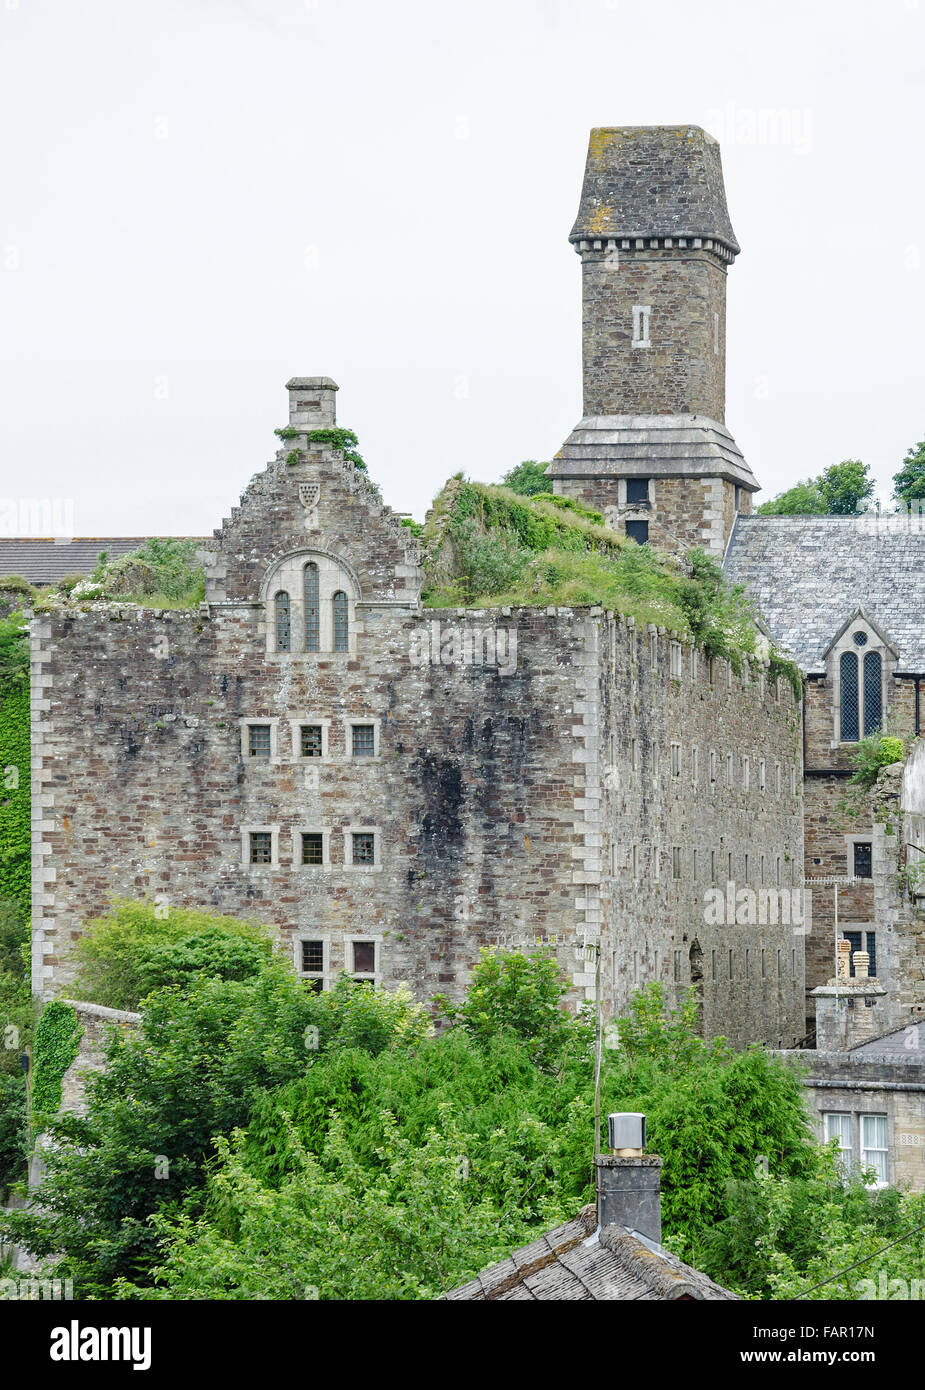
[569,126,740,257]
[441,1205,738,1301]
[723,515,925,674]
[0,539,204,586]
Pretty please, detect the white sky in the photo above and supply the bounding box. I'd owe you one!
[1,0,923,536]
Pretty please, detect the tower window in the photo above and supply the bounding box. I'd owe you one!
[713,311,720,355]
[351,832,376,866]
[626,520,649,545]
[249,832,273,865]
[854,841,873,879]
[631,304,651,348]
[301,833,324,866]
[247,724,272,759]
[300,724,323,758]
[625,478,650,506]
[351,723,376,757]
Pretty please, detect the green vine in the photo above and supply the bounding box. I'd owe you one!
[274,426,299,441]
[31,1001,82,1118]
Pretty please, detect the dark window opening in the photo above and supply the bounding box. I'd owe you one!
[300,724,323,758]
[301,940,324,973]
[301,833,324,866]
[352,832,375,865]
[625,478,650,506]
[352,941,376,974]
[352,724,375,757]
[249,832,272,865]
[863,651,883,737]
[248,724,271,758]
[625,520,649,545]
[853,842,873,879]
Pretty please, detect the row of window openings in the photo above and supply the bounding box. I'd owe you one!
[823,1113,889,1186]
[624,844,798,886]
[247,723,375,759]
[249,830,375,867]
[633,946,799,983]
[648,643,785,703]
[840,649,883,742]
[628,739,798,795]
[275,563,349,653]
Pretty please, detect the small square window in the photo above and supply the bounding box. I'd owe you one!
[626,519,649,545]
[250,831,272,865]
[352,940,376,975]
[302,939,324,973]
[248,724,272,758]
[352,832,375,865]
[352,724,376,758]
[301,724,323,758]
[625,477,650,506]
[301,833,324,866]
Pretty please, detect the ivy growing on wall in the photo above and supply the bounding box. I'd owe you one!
[0,611,30,918]
[31,1001,82,1119]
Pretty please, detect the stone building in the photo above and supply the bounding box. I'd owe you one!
[29,368,805,1049]
[27,123,925,1054]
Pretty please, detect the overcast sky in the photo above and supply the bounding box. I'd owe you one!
[1,0,923,537]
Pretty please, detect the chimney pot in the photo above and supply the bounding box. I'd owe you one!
[597,1113,662,1243]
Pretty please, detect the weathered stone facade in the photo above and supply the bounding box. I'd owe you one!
[30,379,805,1048]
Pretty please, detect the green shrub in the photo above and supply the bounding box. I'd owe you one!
[847,733,905,790]
[72,900,275,1010]
[31,1001,82,1120]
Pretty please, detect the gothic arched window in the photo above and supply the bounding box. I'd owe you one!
[333,590,349,652]
[840,652,859,742]
[863,651,883,736]
[275,591,291,652]
[304,562,320,653]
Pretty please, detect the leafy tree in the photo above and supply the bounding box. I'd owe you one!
[818,459,875,515]
[758,460,874,516]
[893,439,925,506]
[756,480,826,515]
[499,460,551,496]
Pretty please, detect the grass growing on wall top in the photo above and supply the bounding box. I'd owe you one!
[422,480,803,690]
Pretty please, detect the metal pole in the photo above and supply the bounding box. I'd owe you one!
[593,943,602,1163]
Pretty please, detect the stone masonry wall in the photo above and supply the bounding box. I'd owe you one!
[580,247,727,420]
[553,475,741,558]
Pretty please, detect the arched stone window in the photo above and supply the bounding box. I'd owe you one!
[825,609,896,745]
[333,591,349,652]
[262,551,360,655]
[304,562,320,653]
[275,591,291,652]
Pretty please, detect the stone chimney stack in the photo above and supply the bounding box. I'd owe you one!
[596,1112,662,1244]
[285,376,338,431]
[812,948,887,1051]
[547,126,759,556]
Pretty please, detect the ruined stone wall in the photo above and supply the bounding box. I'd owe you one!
[598,618,805,1049]
[580,247,727,420]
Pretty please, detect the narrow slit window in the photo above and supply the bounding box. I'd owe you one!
[333,590,349,652]
[304,562,320,652]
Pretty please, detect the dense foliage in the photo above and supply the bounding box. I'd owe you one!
[498,459,552,496]
[0,937,820,1300]
[846,733,905,791]
[757,459,875,516]
[30,1001,81,1121]
[71,900,276,1010]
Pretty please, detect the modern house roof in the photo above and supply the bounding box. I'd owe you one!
[724,515,925,674]
[442,1205,738,1301]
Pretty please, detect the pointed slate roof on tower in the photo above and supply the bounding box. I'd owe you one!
[570,126,740,257]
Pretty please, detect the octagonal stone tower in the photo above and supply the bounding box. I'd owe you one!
[547,126,759,555]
